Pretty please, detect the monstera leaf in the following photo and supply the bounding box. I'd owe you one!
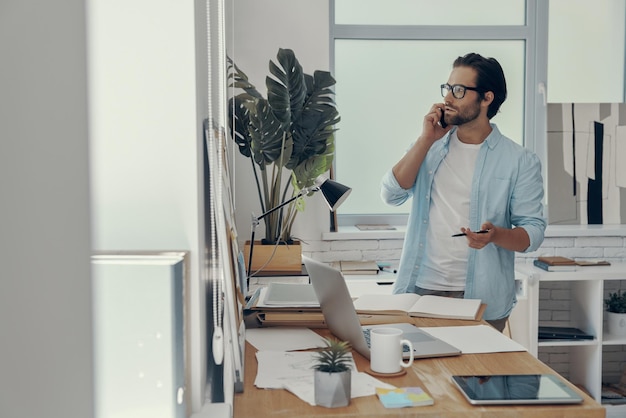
[228,94,253,158]
[292,133,335,191]
[288,71,340,170]
[266,48,307,126]
[247,99,292,169]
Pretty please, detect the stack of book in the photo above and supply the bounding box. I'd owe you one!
[602,367,626,405]
[245,282,325,327]
[533,256,577,272]
[533,256,611,272]
[330,260,380,275]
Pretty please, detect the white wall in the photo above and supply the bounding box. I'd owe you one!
[87,0,208,413]
[229,0,332,247]
[0,1,323,416]
[0,1,94,418]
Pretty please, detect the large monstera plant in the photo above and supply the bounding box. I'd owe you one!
[228,48,340,244]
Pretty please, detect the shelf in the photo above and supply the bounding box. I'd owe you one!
[538,339,597,347]
[604,402,626,417]
[516,262,626,281]
[602,333,626,345]
[515,263,626,404]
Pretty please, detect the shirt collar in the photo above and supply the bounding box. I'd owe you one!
[442,123,501,148]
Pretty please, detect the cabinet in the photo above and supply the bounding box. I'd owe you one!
[515,263,626,404]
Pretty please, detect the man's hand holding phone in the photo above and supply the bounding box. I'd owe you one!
[439,106,448,128]
[423,103,451,143]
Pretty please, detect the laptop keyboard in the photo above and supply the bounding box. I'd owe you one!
[362,329,410,352]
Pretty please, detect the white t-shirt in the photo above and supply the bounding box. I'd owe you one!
[419,132,481,290]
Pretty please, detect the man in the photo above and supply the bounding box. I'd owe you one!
[380,53,546,331]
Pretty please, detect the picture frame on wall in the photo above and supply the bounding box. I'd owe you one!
[546,103,626,225]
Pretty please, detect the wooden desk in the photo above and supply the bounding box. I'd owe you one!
[234,317,605,417]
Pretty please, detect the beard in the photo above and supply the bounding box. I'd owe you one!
[446,98,482,126]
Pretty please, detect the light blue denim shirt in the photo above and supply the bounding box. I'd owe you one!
[381,124,546,320]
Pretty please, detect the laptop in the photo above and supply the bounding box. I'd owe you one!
[303,256,461,360]
[537,326,594,341]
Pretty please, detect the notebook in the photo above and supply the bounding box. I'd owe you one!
[303,256,461,360]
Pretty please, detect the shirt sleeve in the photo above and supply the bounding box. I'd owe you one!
[510,150,547,252]
[380,168,412,206]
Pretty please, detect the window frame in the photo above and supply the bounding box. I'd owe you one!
[329,0,548,227]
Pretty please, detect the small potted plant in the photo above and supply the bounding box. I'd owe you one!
[312,337,352,408]
[605,290,626,336]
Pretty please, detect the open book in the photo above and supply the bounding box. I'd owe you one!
[353,293,482,320]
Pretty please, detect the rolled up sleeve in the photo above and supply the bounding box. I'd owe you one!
[380,169,412,206]
[511,151,547,252]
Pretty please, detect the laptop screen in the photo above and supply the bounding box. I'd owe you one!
[304,256,372,359]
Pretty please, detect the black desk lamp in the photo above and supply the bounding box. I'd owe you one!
[247,175,351,282]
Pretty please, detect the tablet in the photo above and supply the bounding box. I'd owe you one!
[451,374,584,405]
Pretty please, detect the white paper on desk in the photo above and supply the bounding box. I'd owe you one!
[419,324,527,354]
[255,351,394,405]
[255,351,324,388]
[245,327,325,351]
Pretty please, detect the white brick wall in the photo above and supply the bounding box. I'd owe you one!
[303,233,626,386]
[303,237,403,265]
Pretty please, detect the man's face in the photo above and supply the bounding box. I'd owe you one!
[443,66,484,127]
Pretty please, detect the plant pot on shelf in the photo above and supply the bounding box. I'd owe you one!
[604,291,626,336]
[606,311,626,337]
[243,240,302,273]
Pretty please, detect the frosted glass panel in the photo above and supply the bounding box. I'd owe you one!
[335,0,526,26]
[92,252,187,418]
[334,40,525,216]
[548,0,625,103]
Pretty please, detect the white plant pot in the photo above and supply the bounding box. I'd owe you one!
[314,370,351,408]
[606,311,626,337]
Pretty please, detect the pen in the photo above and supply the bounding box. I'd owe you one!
[377,262,397,274]
[451,229,490,237]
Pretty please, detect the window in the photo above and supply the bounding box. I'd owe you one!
[547,0,625,103]
[331,0,545,224]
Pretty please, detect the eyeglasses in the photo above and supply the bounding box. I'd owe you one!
[440,83,484,99]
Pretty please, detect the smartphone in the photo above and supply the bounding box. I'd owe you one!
[439,107,448,128]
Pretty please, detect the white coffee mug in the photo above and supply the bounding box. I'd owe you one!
[369,327,414,374]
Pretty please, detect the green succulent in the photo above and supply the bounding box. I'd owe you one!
[605,290,626,313]
[313,337,352,373]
